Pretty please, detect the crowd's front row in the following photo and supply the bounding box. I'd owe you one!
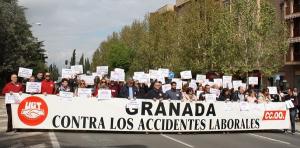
[1,73,299,134]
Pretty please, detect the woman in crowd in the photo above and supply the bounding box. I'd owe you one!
[258,88,271,103]
[74,80,87,96]
[93,79,110,97]
[182,87,197,102]
[246,90,258,103]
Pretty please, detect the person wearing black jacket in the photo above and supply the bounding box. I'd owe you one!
[218,88,231,101]
[282,88,299,134]
[231,86,246,102]
[146,81,164,100]
[119,79,138,99]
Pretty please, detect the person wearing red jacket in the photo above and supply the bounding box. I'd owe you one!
[41,72,55,95]
[2,74,23,132]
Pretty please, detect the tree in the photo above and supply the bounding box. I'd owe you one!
[70,49,76,66]
[79,53,84,66]
[48,64,59,81]
[0,0,47,89]
[84,58,91,73]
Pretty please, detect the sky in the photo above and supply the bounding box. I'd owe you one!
[18,0,176,69]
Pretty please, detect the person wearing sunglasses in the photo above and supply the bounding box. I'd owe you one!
[41,72,55,95]
[93,78,110,96]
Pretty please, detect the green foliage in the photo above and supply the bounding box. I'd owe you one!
[48,64,59,81]
[91,0,288,78]
[70,49,76,66]
[0,0,47,88]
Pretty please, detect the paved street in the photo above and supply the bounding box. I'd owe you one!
[1,98,300,148]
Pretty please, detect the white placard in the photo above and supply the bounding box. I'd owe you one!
[77,88,92,98]
[196,75,206,83]
[240,102,250,111]
[214,79,223,86]
[110,71,125,82]
[180,71,192,79]
[248,77,258,85]
[268,87,278,95]
[232,80,243,90]
[126,99,141,109]
[5,93,21,104]
[149,70,162,80]
[189,82,197,91]
[18,67,33,79]
[205,94,216,102]
[158,68,169,78]
[222,76,232,88]
[59,91,74,99]
[210,88,220,97]
[71,65,83,74]
[81,75,95,85]
[62,69,76,79]
[285,100,294,109]
[98,89,112,100]
[172,78,182,90]
[96,66,108,75]
[114,68,124,73]
[162,84,171,93]
[26,82,41,93]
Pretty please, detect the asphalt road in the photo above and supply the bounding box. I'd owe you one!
[1,99,300,148]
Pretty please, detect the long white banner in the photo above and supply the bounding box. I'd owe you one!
[11,94,290,132]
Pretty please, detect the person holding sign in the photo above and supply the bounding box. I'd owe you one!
[56,78,72,94]
[93,79,110,97]
[146,81,164,101]
[231,86,246,102]
[218,88,231,101]
[165,82,182,100]
[246,90,258,103]
[2,74,23,132]
[75,80,87,96]
[282,88,298,134]
[199,85,211,101]
[36,72,44,82]
[119,79,138,99]
[182,87,197,102]
[41,73,55,95]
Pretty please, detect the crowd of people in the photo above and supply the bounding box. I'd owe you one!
[1,72,300,134]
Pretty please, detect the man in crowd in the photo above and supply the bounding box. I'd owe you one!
[2,74,23,132]
[36,72,44,82]
[146,81,164,101]
[41,72,55,95]
[199,84,211,101]
[231,86,246,101]
[165,82,182,100]
[119,79,138,99]
[283,88,298,134]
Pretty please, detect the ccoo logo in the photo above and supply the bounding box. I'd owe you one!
[18,96,48,126]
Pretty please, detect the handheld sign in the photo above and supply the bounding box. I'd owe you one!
[172,78,182,90]
[5,93,21,104]
[248,77,258,85]
[77,88,92,98]
[180,71,192,79]
[96,66,108,75]
[98,89,112,100]
[162,84,171,93]
[232,80,243,91]
[71,65,83,74]
[222,76,232,88]
[213,79,223,87]
[62,69,76,79]
[285,100,294,109]
[196,75,206,83]
[26,82,42,93]
[59,91,74,98]
[81,75,95,85]
[18,67,33,79]
[205,94,216,102]
[267,87,278,95]
[158,68,169,78]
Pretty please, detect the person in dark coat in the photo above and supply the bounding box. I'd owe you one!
[230,86,246,102]
[119,79,138,99]
[199,84,211,101]
[282,88,299,134]
[218,88,231,101]
[146,81,164,100]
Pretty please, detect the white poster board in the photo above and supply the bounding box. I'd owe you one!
[26,82,42,93]
[96,66,109,75]
[18,67,33,79]
[98,89,112,100]
[77,88,92,98]
[62,69,76,79]
[248,77,258,85]
[268,87,278,95]
[5,93,21,104]
[71,65,83,74]
[180,71,192,79]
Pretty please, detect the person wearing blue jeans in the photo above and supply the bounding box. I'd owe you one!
[283,88,299,134]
